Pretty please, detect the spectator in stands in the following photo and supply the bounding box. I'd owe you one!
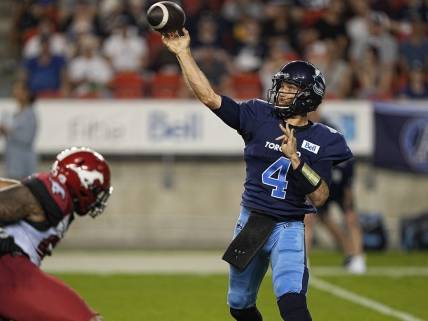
[294,0,330,11]
[23,18,67,59]
[60,0,104,39]
[184,2,230,50]
[262,1,299,53]
[371,0,416,22]
[259,38,297,94]
[305,41,352,99]
[103,17,148,72]
[149,47,179,73]
[352,12,398,99]
[399,19,428,72]
[400,64,428,99]
[367,12,398,66]
[12,0,44,49]
[99,0,148,35]
[69,34,113,98]
[21,35,68,96]
[354,45,384,99]
[346,0,371,63]
[0,82,37,179]
[222,0,264,22]
[191,13,223,50]
[403,1,428,23]
[233,19,266,72]
[194,47,232,96]
[191,12,232,93]
[313,0,348,56]
[9,0,428,100]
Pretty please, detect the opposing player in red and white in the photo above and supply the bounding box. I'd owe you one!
[0,147,112,321]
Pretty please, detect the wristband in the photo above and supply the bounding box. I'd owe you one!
[294,161,322,194]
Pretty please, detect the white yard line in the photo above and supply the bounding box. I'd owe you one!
[311,267,428,277]
[310,276,426,321]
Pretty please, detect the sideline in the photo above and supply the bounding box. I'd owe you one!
[43,252,428,276]
[43,252,227,274]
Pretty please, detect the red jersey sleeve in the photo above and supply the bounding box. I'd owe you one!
[22,173,74,227]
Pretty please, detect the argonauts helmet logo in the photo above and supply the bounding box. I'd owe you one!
[400,118,428,172]
[312,69,325,97]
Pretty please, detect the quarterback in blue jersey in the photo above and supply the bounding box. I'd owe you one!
[162,29,352,321]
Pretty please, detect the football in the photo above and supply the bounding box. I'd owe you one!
[147,1,186,34]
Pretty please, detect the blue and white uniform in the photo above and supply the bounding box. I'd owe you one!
[213,96,352,309]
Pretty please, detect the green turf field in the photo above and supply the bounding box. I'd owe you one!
[56,251,428,321]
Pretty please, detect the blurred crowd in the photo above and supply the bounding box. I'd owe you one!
[11,0,428,100]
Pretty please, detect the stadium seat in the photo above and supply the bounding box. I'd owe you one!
[147,32,164,65]
[231,72,263,100]
[112,72,145,98]
[302,9,325,27]
[150,73,182,98]
[36,90,63,98]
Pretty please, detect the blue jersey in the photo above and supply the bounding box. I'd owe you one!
[213,96,353,219]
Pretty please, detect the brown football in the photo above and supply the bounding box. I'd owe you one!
[147,1,186,34]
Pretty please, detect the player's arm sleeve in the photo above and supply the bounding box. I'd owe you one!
[310,159,333,186]
[295,134,353,206]
[211,95,257,139]
[315,132,353,186]
[320,132,353,165]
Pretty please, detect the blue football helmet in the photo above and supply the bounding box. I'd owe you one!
[267,60,326,119]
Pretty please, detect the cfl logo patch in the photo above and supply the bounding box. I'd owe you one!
[301,140,320,154]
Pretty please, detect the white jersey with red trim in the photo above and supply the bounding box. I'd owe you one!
[3,173,74,266]
[3,216,72,266]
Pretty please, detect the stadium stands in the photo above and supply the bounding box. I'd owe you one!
[8,0,428,100]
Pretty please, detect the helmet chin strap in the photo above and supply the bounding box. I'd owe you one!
[272,99,298,120]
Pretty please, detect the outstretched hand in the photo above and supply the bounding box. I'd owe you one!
[161,28,190,55]
[276,123,298,160]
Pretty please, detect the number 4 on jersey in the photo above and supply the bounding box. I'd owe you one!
[262,157,291,199]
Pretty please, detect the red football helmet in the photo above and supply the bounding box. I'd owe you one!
[51,147,112,217]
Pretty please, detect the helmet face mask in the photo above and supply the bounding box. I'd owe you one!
[267,60,326,120]
[267,78,302,118]
[85,185,113,218]
[51,147,112,218]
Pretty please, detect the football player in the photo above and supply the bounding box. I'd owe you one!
[304,110,365,274]
[0,147,112,321]
[304,158,366,274]
[162,29,352,321]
